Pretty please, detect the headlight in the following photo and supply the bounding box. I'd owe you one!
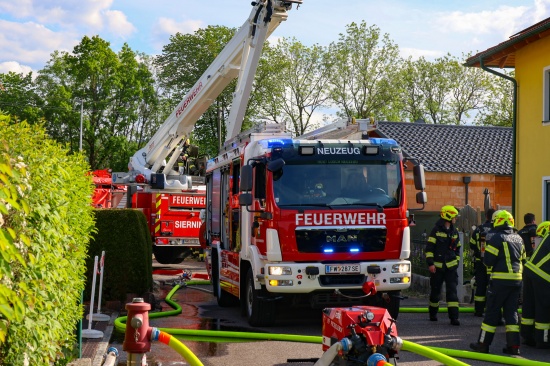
[391,263,410,273]
[268,266,292,275]
[269,280,293,286]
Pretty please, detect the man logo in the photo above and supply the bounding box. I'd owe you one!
[326,235,358,243]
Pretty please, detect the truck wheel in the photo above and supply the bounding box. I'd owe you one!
[245,268,276,327]
[153,247,192,264]
[384,290,401,320]
[211,251,238,307]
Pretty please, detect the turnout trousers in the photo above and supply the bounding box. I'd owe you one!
[478,281,521,348]
[473,261,490,315]
[429,266,459,320]
[521,273,550,348]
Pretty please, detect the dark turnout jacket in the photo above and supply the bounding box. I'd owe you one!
[484,226,525,284]
[426,218,461,269]
[525,235,550,283]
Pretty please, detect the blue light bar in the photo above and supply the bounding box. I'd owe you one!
[349,248,360,253]
[323,248,334,253]
[367,138,398,146]
[259,138,293,149]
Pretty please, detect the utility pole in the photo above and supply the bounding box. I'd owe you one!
[77,99,83,151]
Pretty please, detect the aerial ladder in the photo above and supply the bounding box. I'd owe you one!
[113,0,303,190]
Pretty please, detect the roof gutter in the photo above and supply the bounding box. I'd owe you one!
[479,57,517,218]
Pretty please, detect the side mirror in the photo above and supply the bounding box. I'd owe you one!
[240,165,253,191]
[413,164,426,190]
[416,191,427,204]
[239,192,253,206]
[267,158,285,172]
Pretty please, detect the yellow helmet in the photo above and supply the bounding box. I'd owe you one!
[493,210,514,228]
[440,205,459,221]
[491,209,502,222]
[536,221,550,237]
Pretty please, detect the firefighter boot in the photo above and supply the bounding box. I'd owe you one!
[503,332,520,355]
[520,322,536,347]
[535,327,550,349]
[449,305,460,326]
[474,299,485,317]
[470,330,494,354]
[429,305,438,321]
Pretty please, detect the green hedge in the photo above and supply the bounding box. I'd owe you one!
[85,209,152,303]
[0,118,95,365]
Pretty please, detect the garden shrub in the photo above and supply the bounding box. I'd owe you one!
[85,209,152,304]
[0,118,95,365]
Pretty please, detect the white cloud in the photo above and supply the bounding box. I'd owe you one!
[533,0,550,22]
[154,17,203,37]
[104,10,136,38]
[435,6,530,38]
[0,61,34,75]
[0,20,77,66]
[400,48,444,61]
[151,17,203,49]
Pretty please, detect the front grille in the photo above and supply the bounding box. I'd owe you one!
[296,227,386,253]
[319,274,365,286]
[311,289,367,307]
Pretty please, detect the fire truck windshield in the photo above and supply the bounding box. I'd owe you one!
[272,161,402,208]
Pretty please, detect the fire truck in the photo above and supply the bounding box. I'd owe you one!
[204,118,427,326]
[111,0,302,264]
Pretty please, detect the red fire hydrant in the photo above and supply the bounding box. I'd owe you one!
[123,298,153,365]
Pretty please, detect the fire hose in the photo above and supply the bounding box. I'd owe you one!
[114,282,541,366]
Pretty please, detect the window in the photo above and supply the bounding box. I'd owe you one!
[543,66,550,123]
[543,176,550,221]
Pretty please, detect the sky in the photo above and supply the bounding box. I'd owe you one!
[0,0,549,75]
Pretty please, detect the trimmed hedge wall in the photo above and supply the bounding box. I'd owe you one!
[85,209,152,304]
[0,119,95,365]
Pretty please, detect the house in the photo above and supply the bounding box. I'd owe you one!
[465,17,550,223]
[375,121,512,236]
[376,121,512,212]
[300,118,513,236]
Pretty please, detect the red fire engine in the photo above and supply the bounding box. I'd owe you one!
[112,1,302,266]
[203,118,427,326]
[133,175,206,264]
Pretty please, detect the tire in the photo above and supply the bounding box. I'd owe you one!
[211,251,238,307]
[245,268,276,327]
[153,247,190,264]
[384,290,401,320]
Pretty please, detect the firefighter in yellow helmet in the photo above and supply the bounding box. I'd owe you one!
[521,221,550,349]
[469,208,496,316]
[426,205,461,325]
[470,210,525,355]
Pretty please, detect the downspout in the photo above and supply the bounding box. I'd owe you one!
[479,57,517,218]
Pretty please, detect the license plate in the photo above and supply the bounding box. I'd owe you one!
[325,264,361,274]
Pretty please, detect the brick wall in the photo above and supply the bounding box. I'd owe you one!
[405,170,512,212]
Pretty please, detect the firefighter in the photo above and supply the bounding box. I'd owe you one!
[470,210,525,355]
[426,205,461,326]
[518,213,537,260]
[470,208,496,316]
[521,221,550,349]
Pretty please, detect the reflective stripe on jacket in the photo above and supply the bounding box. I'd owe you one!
[426,218,460,269]
[524,235,550,283]
[484,226,525,283]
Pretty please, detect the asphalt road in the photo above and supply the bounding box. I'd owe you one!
[109,259,550,366]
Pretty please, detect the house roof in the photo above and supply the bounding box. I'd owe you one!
[464,17,550,68]
[375,121,513,175]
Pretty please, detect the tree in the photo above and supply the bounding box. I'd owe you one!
[35,36,158,170]
[446,54,491,125]
[155,26,242,157]
[325,21,402,121]
[474,70,514,127]
[394,57,428,122]
[256,38,330,136]
[0,72,44,124]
